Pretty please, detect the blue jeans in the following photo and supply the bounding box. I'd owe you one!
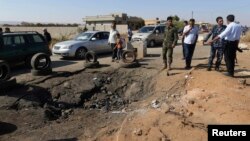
[117,48,122,60]
[184,43,196,67]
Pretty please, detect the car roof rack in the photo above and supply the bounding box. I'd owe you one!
[3,31,40,34]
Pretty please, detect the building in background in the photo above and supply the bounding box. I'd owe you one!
[83,13,144,30]
[144,18,160,25]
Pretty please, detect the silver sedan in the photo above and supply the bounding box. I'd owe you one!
[52,31,112,59]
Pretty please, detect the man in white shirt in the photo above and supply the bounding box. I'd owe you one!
[207,15,242,77]
[183,19,199,69]
[108,22,119,62]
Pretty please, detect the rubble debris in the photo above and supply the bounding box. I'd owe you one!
[133,128,142,136]
[151,100,160,108]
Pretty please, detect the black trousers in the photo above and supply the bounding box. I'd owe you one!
[184,43,196,67]
[224,41,237,75]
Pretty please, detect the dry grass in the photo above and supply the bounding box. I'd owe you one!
[50,32,76,49]
[241,31,250,42]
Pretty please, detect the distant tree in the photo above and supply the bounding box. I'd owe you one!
[174,21,184,30]
[3,24,11,27]
[36,23,43,26]
[72,23,79,27]
[21,21,30,26]
[173,15,180,21]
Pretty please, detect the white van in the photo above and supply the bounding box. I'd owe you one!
[131,25,166,47]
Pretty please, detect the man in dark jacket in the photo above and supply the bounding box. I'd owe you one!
[203,17,226,71]
[43,28,52,45]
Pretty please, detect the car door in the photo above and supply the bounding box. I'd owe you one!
[100,32,111,53]
[154,26,163,44]
[0,35,13,60]
[88,32,105,53]
[14,35,29,59]
[27,34,49,55]
[0,35,26,62]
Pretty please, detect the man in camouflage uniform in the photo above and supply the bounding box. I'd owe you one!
[162,16,178,70]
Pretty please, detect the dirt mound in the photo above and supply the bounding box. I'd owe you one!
[94,69,250,141]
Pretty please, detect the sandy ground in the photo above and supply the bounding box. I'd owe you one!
[0,42,249,141]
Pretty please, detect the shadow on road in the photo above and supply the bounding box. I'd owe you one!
[145,54,161,57]
[192,57,208,60]
[59,52,112,61]
[235,69,250,78]
[52,60,77,69]
[48,138,78,141]
[0,122,17,135]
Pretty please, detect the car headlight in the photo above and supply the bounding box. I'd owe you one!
[62,45,73,49]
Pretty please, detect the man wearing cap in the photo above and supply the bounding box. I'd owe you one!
[207,14,242,77]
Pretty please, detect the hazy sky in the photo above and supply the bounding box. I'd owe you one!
[0,0,250,25]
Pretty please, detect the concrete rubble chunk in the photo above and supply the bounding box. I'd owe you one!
[63,82,71,89]
[151,99,160,108]
[133,128,142,136]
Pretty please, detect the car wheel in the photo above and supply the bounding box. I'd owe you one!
[121,50,136,63]
[31,53,51,71]
[149,40,155,47]
[85,51,97,63]
[75,48,87,59]
[0,61,11,81]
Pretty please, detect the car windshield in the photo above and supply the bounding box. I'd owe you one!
[138,26,155,33]
[74,32,94,41]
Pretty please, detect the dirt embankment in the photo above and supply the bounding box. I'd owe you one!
[95,49,250,141]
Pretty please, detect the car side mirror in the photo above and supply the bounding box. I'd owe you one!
[91,37,97,41]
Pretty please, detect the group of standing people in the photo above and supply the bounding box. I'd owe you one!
[162,14,242,77]
[162,17,199,70]
[0,27,11,34]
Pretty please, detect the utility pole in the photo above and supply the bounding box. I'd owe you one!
[192,11,193,19]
